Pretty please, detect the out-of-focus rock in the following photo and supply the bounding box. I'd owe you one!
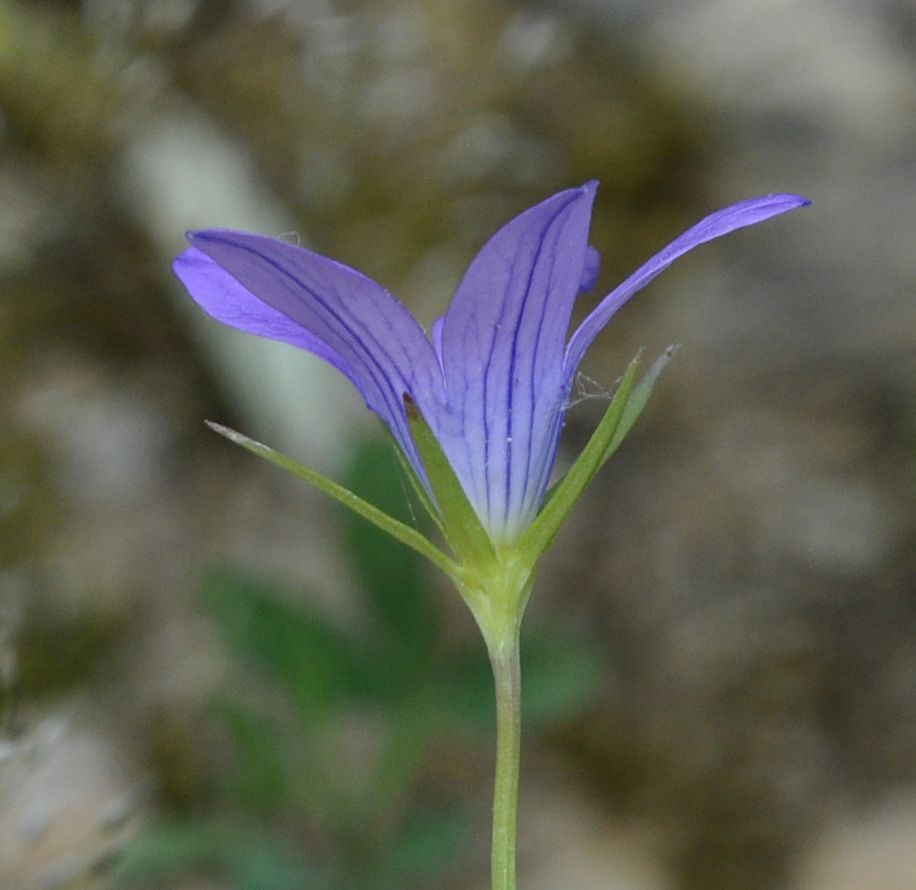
[791,796,916,890]
[0,710,145,890]
[520,774,674,890]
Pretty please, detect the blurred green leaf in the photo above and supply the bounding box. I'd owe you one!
[341,437,436,672]
[439,643,494,728]
[377,807,469,887]
[201,571,379,717]
[213,697,291,811]
[116,820,220,883]
[116,820,322,890]
[520,631,605,725]
[230,839,320,890]
[368,699,439,810]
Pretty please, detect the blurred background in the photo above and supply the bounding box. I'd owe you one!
[1,0,915,888]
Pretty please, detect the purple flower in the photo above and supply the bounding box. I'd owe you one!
[174,183,808,543]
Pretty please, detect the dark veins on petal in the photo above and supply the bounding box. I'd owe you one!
[191,232,430,464]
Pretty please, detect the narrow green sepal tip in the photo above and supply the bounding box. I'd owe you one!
[402,394,497,567]
[602,343,678,464]
[205,420,460,579]
[518,345,675,562]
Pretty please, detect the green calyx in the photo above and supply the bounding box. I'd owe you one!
[206,346,674,626]
[401,394,528,634]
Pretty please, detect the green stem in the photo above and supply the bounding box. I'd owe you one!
[488,624,522,890]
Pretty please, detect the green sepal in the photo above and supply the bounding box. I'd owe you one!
[517,356,639,560]
[384,428,447,539]
[518,346,674,562]
[205,422,460,580]
[403,394,496,567]
[600,344,677,465]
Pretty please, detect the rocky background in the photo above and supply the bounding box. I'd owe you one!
[1,1,914,889]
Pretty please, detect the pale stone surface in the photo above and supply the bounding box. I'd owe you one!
[0,712,144,890]
[520,779,673,890]
[791,796,916,890]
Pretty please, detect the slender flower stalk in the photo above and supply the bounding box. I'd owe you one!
[489,618,522,890]
[174,182,809,888]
